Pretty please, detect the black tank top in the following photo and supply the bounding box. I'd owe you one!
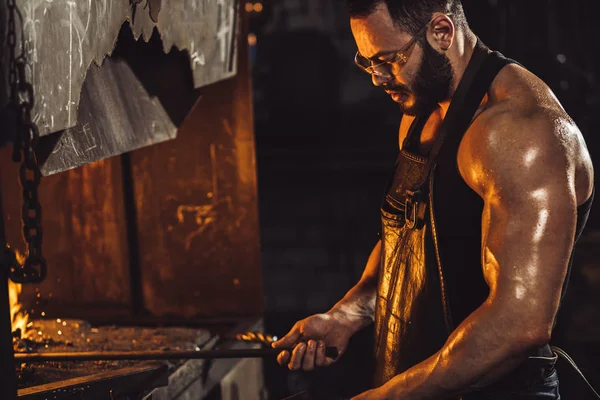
[431,50,595,329]
[379,42,594,328]
[375,38,595,391]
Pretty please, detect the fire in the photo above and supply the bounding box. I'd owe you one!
[8,280,29,339]
[8,251,30,339]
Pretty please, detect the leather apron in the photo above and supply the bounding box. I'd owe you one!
[374,39,510,387]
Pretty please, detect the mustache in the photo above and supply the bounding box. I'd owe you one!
[383,84,411,94]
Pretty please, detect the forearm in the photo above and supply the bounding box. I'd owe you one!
[328,276,377,334]
[328,240,381,334]
[384,300,548,399]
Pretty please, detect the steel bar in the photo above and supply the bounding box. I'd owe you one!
[15,347,339,362]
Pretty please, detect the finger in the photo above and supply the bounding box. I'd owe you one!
[324,355,335,367]
[288,343,306,371]
[277,350,290,366]
[315,340,326,366]
[272,324,302,349]
[302,340,317,371]
[324,346,337,367]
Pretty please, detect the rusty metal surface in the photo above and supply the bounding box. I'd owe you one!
[35,57,177,176]
[0,10,259,321]
[0,146,132,315]
[0,0,238,137]
[130,14,262,318]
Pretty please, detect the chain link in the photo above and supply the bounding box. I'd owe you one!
[5,0,47,284]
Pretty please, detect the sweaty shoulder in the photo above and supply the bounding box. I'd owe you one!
[457,63,594,205]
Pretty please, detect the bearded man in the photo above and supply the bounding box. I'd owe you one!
[273,1,595,399]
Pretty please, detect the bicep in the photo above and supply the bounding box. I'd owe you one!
[462,112,580,332]
[479,147,577,331]
[482,182,576,301]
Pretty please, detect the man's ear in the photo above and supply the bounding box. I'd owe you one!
[429,14,455,51]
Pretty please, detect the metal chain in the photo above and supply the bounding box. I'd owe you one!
[5,0,47,284]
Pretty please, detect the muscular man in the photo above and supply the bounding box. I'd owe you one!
[273,1,595,399]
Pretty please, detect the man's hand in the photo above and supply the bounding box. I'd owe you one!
[272,312,355,371]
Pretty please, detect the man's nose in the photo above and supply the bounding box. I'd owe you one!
[371,73,392,87]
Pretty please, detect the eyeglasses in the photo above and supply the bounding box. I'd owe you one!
[354,15,446,77]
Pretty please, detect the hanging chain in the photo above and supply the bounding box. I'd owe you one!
[5,0,47,284]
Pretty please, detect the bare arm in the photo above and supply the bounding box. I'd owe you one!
[328,239,381,334]
[273,240,381,370]
[356,112,581,399]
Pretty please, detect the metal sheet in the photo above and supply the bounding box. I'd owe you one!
[0,145,133,317]
[131,15,263,318]
[0,13,259,321]
[35,57,177,176]
[1,0,238,137]
[132,0,239,88]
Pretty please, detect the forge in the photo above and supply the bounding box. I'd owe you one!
[10,314,264,399]
[0,1,266,399]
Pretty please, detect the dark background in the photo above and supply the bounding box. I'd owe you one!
[245,1,600,399]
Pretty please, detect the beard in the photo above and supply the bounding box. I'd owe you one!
[385,39,455,116]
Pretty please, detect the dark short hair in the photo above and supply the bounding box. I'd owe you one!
[346,0,467,37]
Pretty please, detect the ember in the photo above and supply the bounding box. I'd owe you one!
[14,319,216,389]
